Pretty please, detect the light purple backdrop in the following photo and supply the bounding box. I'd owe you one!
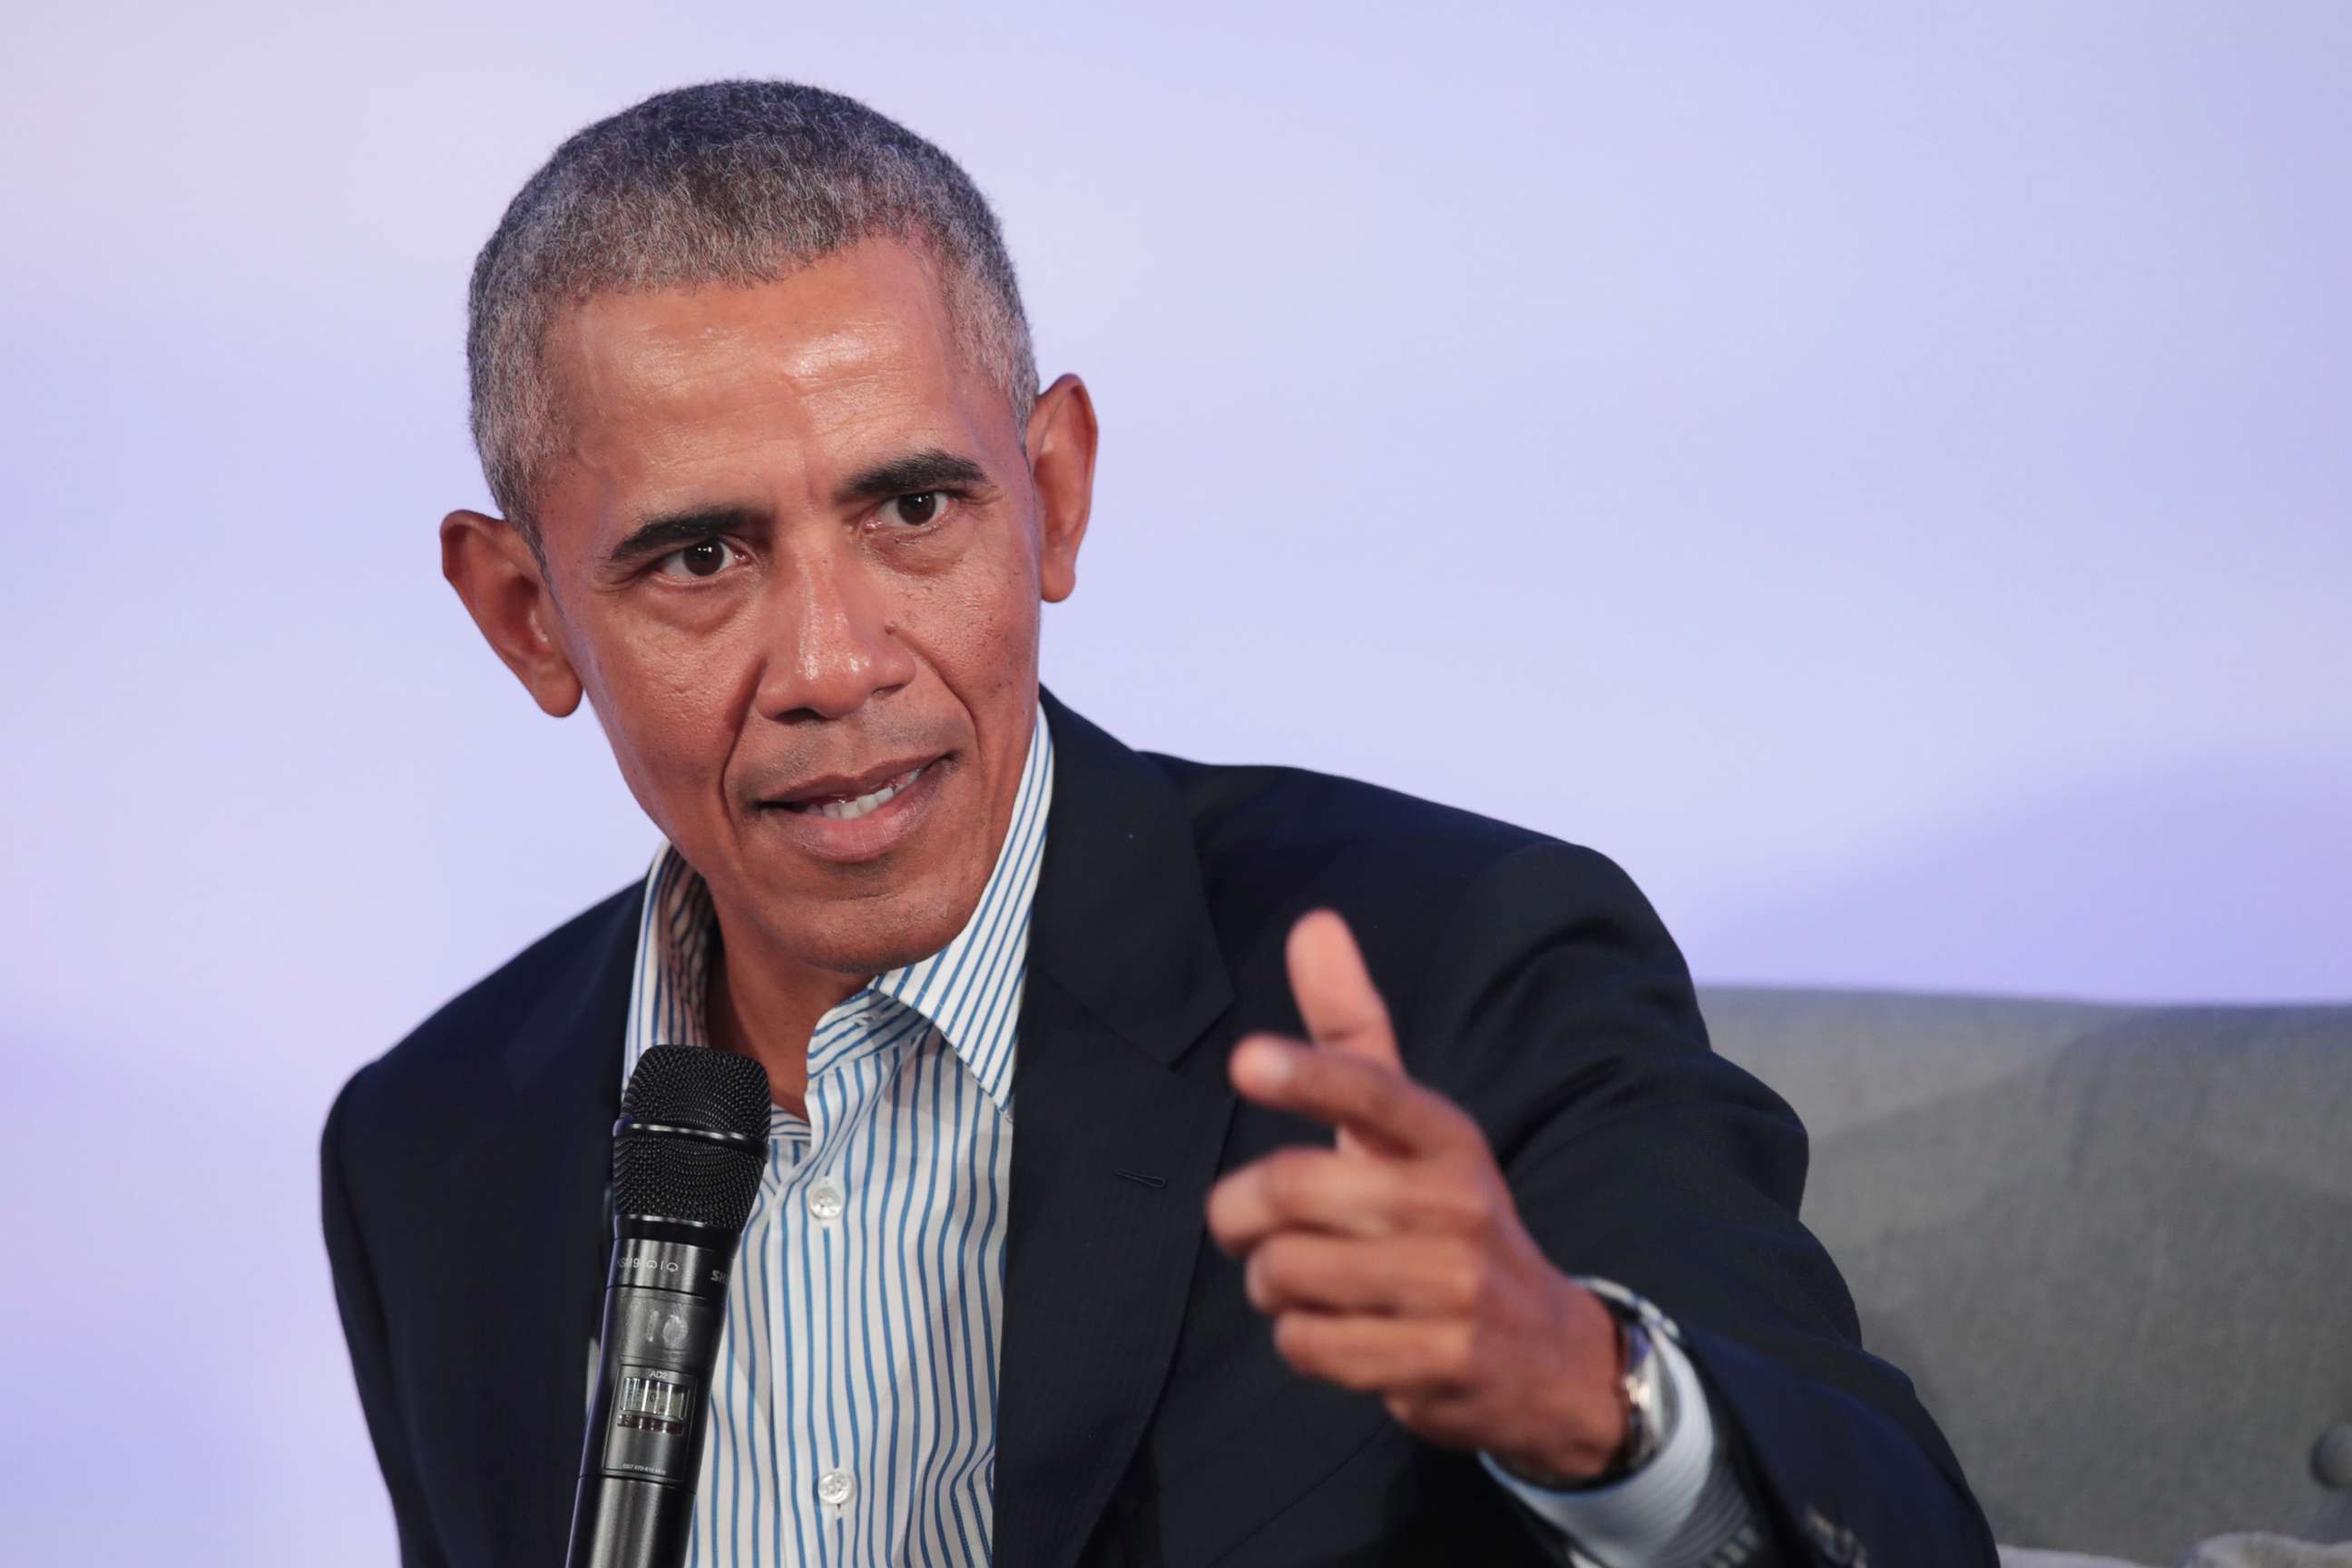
[3,3,2346,1563]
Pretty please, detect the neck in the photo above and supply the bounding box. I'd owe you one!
[704,917,869,1119]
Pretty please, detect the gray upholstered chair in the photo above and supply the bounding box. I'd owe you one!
[1696,986,2352,1563]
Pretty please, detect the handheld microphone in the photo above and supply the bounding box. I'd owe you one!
[565,1045,771,1568]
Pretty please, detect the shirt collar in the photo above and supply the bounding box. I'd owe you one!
[621,698,1055,1114]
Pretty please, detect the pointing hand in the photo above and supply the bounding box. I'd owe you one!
[1203,909,1631,1485]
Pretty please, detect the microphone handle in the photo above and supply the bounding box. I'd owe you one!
[565,1228,741,1568]
[567,1478,694,1568]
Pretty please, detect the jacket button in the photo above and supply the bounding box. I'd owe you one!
[1801,1506,1866,1566]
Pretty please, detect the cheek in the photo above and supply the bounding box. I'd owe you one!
[578,621,755,819]
[916,542,1042,699]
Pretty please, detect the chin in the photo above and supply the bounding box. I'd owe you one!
[795,880,977,977]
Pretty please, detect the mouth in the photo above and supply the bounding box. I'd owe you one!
[752,753,952,864]
[769,758,938,821]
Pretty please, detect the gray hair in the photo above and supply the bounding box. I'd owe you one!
[466,80,1039,544]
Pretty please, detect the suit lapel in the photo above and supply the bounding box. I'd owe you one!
[994,690,1239,1568]
[462,886,640,1568]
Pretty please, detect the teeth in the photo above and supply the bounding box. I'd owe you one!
[796,765,923,821]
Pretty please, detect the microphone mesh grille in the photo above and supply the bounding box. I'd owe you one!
[613,1046,771,1232]
[622,1044,773,1139]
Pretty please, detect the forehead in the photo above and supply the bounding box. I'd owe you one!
[538,239,996,519]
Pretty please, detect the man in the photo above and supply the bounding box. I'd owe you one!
[322,80,1994,1568]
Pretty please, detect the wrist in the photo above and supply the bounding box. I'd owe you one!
[1494,1280,1679,1490]
[1480,1325,1730,1555]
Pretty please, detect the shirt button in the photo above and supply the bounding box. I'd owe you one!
[806,1177,846,1223]
[818,1468,855,1508]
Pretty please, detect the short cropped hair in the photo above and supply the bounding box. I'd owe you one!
[465,80,1039,544]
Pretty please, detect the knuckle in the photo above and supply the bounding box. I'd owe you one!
[1368,1075,1419,1130]
[1436,1321,1478,1383]
[1457,1180,1504,1239]
[1420,1179,1485,1236]
[1445,1250,1487,1313]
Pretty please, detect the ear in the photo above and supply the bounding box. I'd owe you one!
[439,509,585,717]
[1024,372,1097,604]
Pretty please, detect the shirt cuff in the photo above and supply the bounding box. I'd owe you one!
[1479,1324,1720,1565]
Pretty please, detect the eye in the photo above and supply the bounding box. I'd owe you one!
[652,538,744,581]
[884,491,952,528]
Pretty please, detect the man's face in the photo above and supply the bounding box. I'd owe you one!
[509,239,1086,978]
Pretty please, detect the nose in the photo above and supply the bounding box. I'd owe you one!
[749,545,917,722]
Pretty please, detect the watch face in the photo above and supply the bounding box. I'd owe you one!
[1617,1318,1670,1474]
[1569,1276,1682,1478]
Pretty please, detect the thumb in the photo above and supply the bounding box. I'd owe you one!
[1285,908,1402,1073]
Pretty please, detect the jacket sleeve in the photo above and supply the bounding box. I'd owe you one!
[321,1071,452,1568]
[1399,838,1998,1568]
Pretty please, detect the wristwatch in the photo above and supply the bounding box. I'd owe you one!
[1573,1278,1681,1485]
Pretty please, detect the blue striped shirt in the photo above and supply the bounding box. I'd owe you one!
[618,701,1054,1567]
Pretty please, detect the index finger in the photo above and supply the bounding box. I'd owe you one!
[1286,909,1401,1071]
[1230,1034,1477,1158]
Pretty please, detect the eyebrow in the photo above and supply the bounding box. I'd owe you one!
[832,447,991,508]
[604,505,769,568]
[603,448,995,568]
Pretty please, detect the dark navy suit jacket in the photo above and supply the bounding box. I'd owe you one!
[322,686,1996,1566]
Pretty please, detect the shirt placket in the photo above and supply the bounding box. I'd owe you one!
[745,1108,809,1568]
[767,1001,870,1564]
